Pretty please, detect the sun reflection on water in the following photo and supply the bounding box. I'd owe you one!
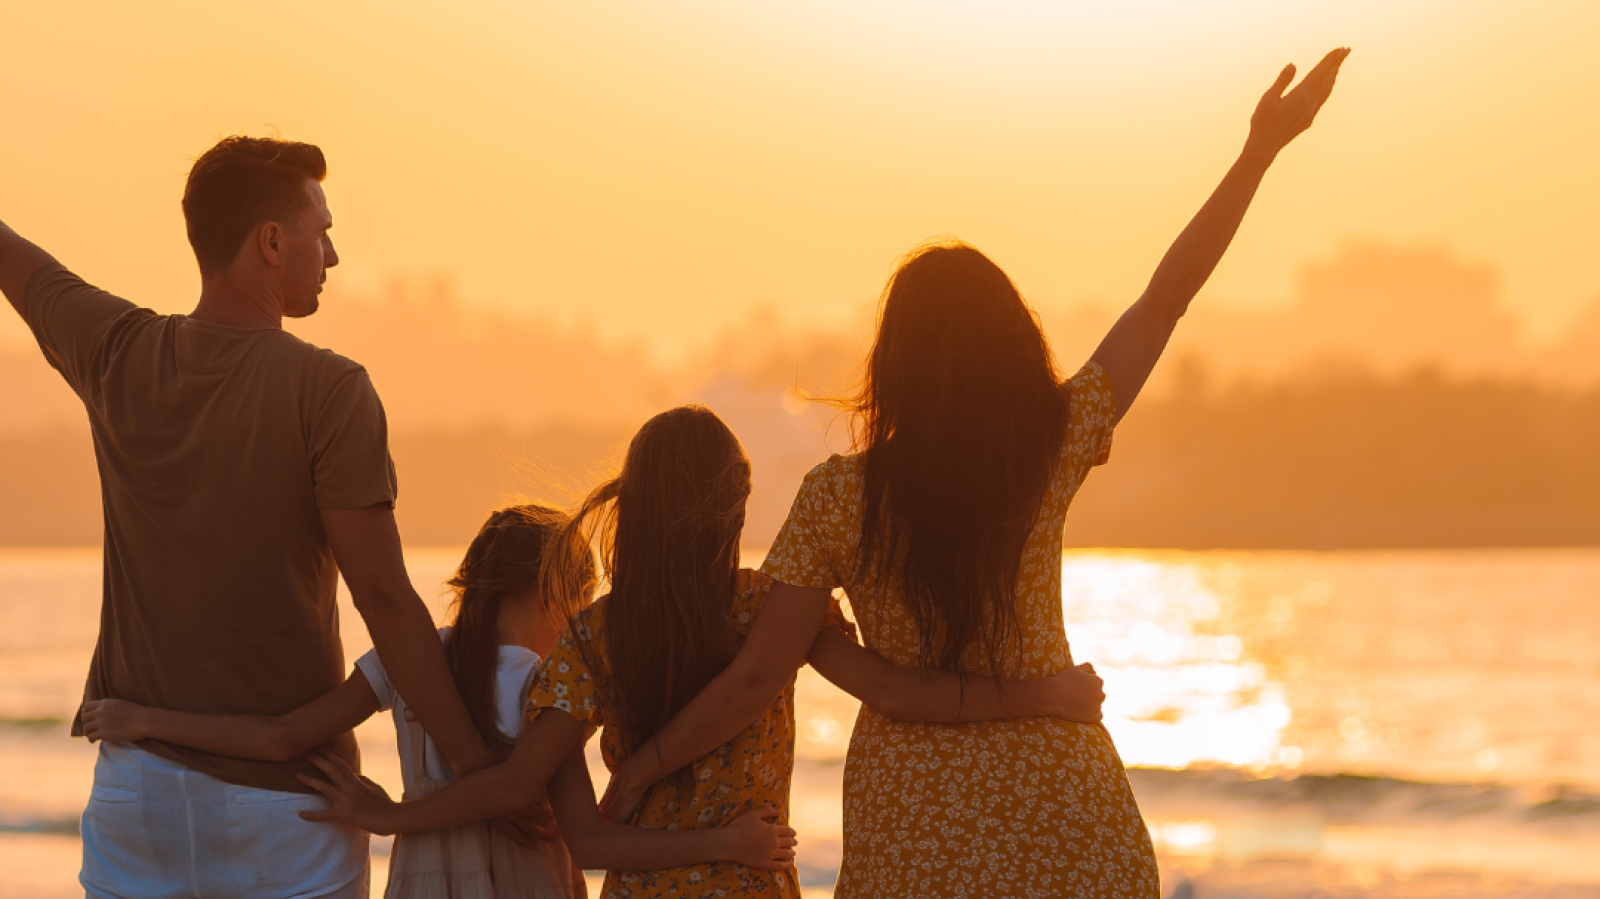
[1062,553,1292,770]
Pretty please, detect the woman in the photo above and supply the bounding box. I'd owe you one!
[596,48,1350,897]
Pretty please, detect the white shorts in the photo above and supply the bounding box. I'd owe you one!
[80,742,369,899]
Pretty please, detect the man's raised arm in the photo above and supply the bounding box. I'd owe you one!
[321,505,497,776]
[0,220,57,317]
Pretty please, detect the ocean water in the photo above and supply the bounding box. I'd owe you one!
[2,548,1598,898]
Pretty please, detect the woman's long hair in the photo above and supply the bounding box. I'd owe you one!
[538,406,752,776]
[445,504,597,748]
[852,242,1068,676]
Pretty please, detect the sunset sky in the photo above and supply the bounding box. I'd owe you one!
[1,0,1596,360]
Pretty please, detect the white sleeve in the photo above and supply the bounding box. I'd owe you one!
[354,647,398,712]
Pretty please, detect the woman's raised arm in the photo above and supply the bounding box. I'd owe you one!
[1091,47,1349,423]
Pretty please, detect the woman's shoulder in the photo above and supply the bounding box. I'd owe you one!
[801,452,865,496]
[1055,360,1117,472]
[567,594,612,645]
[731,568,773,633]
[1063,360,1115,423]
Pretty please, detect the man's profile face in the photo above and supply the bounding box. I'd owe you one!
[281,179,338,319]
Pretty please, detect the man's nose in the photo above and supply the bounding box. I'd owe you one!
[325,239,340,269]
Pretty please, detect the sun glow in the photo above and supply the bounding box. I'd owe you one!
[1062,554,1292,770]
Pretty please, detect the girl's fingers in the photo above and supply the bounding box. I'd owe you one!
[303,752,356,789]
[299,808,335,822]
[318,750,361,784]
[295,772,341,799]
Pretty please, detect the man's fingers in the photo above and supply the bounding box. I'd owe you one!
[299,808,336,822]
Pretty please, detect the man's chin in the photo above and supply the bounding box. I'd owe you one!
[285,297,320,319]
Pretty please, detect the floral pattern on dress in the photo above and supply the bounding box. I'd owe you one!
[759,362,1161,899]
[526,569,852,899]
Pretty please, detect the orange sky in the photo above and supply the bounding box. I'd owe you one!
[1,1,1596,360]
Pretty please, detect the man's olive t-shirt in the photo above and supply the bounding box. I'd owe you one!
[22,263,396,793]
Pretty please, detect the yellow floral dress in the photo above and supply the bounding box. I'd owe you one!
[526,569,850,899]
[760,362,1160,899]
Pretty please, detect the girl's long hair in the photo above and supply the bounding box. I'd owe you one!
[852,242,1068,676]
[538,405,752,775]
[445,504,597,748]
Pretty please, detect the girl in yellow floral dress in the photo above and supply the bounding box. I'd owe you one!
[303,405,1108,898]
[599,50,1349,898]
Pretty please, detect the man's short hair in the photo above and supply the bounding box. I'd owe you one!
[182,136,327,274]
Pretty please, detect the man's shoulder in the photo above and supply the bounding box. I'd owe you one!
[263,330,381,403]
[268,330,369,377]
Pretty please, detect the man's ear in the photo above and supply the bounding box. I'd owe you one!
[257,221,284,267]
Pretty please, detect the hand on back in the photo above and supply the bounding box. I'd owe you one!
[1247,47,1351,156]
[493,800,561,847]
[597,770,647,825]
[1048,663,1106,724]
[298,750,400,835]
[718,805,798,871]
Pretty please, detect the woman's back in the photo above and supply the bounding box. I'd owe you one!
[761,362,1159,898]
[767,363,1115,676]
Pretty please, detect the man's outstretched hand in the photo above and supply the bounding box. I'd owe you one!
[1247,47,1351,157]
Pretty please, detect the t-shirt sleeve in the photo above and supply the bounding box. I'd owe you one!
[760,460,844,590]
[354,648,398,712]
[1066,361,1117,481]
[20,263,138,396]
[308,366,399,510]
[525,626,604,729]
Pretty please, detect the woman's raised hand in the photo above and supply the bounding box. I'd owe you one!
[1247,47,1351,156]
[297,751,401,834]
[79,699,152,743]
[717,805,798,871]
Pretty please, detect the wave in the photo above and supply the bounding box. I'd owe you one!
[0,814,78,836]
[1125,766,1600,825]
[0,716,68,731]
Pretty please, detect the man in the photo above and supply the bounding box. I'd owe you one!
[0,137,502,898]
